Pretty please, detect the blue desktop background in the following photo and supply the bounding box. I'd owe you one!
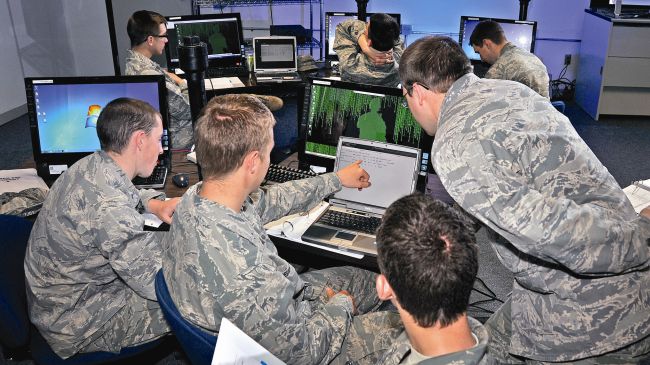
[33,82,160,154]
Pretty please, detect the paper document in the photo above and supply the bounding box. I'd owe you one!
[264,201,364,259]
[205,77,245,90]
[212,318,286,365]
[0,168,49,193]
[623,179,650,213]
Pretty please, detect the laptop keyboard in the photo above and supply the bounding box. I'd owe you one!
[263,164,317,185]
[132,165,168,189]
[319,210,381,235]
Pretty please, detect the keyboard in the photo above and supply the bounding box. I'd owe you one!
[263,164,317,185]
[206,66,248,79]
[132,165,168,189]
[318,210,381,235]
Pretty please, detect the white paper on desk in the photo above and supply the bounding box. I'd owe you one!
[264,202,364,259]
[623,180,650,213]
[204,77,245,90]
[143,213,163,228]
[0,168,49,193]
[212,318,286,365]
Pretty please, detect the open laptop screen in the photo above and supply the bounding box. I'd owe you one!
[333,138,420,212]
[459,16,537,62]
[253,37,297,72]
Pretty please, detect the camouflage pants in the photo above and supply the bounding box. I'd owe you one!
[301,266,404,365]
[75,293,170,355]
[485,299,650,364]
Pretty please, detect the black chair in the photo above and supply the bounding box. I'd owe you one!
[0,214,162,364]
[155,270,217,365]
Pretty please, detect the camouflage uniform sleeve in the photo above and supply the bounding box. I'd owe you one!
[334,20,370,77]
[93,198,163,300]
[392,39,405,64]
[458,136,649,275]
[252,173,342,224]
[139,188,165,210]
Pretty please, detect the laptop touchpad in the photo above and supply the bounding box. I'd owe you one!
[304,225,337,240]
[335,231,356,241]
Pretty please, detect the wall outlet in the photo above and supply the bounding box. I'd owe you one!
[564,54,572,66]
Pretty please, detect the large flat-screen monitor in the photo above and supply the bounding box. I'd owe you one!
[458,16,537,62]
[299,78,432,189]
[325,12,401,60]
[25,75,169,181]
[165,13,244,68]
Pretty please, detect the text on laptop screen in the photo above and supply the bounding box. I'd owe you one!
[459,16,537,62]
[253,37,297,71]
[31,82,162,154]
[166,14,243,64]
[325,12,401,59]
[261,44,294,63]
[334,139,419,210]
[302,79,431,176]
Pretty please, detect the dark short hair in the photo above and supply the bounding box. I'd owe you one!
[194,94,276,180]
[399,36,472,93]
[376,193,478,328]
[469,20,506,47]
[127,10,167,47]
[368,13,400,52]
[96,98,160,153]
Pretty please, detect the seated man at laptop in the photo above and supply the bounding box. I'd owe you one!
[374,193,490,364]
[24,98,179,358]
[125,10,283,150]
[334,13,403,87]
[162,94,403,364]
[469,20,549,98]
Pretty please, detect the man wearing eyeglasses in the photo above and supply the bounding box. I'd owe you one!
[125,10,194,150]
[399,36,650,364]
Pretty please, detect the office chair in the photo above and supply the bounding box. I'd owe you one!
[155,270,217,365]
[551,100,566,114]
[0,214,163,364]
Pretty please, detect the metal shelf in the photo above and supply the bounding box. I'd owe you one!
[194,0,323,59]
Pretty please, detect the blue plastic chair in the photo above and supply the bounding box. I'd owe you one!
[551,100,566,114]
[155,270,217,365]
[0,214,162,364]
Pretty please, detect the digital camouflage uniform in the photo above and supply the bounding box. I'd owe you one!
[124,49,194,149]
[334,19,404,88]
[162,174,402,365]
[376,317,490,365]
[431,74,650,362]
[485,42,550,99]
[24,151,170,358]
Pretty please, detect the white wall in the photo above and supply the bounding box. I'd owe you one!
[0,0,27,126]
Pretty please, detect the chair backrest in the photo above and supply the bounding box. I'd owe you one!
[0,215,34,350]
[155,270,217,365]
[551,100,566,114]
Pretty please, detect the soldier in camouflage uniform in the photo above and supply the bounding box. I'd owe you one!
[162,94,403,365]
[334,14,404,87]
[125,10,194,149]
[374,193,491,365]
[399,36,650,363]
[469,20,549,99]
[24,98,179,358]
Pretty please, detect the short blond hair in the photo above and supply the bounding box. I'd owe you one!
[195,94,275,180]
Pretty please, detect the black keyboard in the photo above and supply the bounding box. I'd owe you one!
[206,66,248,79]
[132,165,168,189]
[318,210,381,235]
[263,164,317,185]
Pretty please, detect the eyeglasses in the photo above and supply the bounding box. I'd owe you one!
[151,33,168,39]
[401,82,430,108]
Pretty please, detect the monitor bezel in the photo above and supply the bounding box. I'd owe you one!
[324,12,402,61]
[164,12,244,69]
[458,15,538,62]
[298,77,433,180]
[25,75,169,182]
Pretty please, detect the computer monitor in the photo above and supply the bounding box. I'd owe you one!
[164,13,244,68]
[299,78,432,188]
[325,12,402,60]
[458,16,537,62]
[25,75,170,181]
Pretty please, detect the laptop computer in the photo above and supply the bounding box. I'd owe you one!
[301,137,421,256]
[253,36,301,83]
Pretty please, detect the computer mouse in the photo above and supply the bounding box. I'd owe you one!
[172,173,190,188]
